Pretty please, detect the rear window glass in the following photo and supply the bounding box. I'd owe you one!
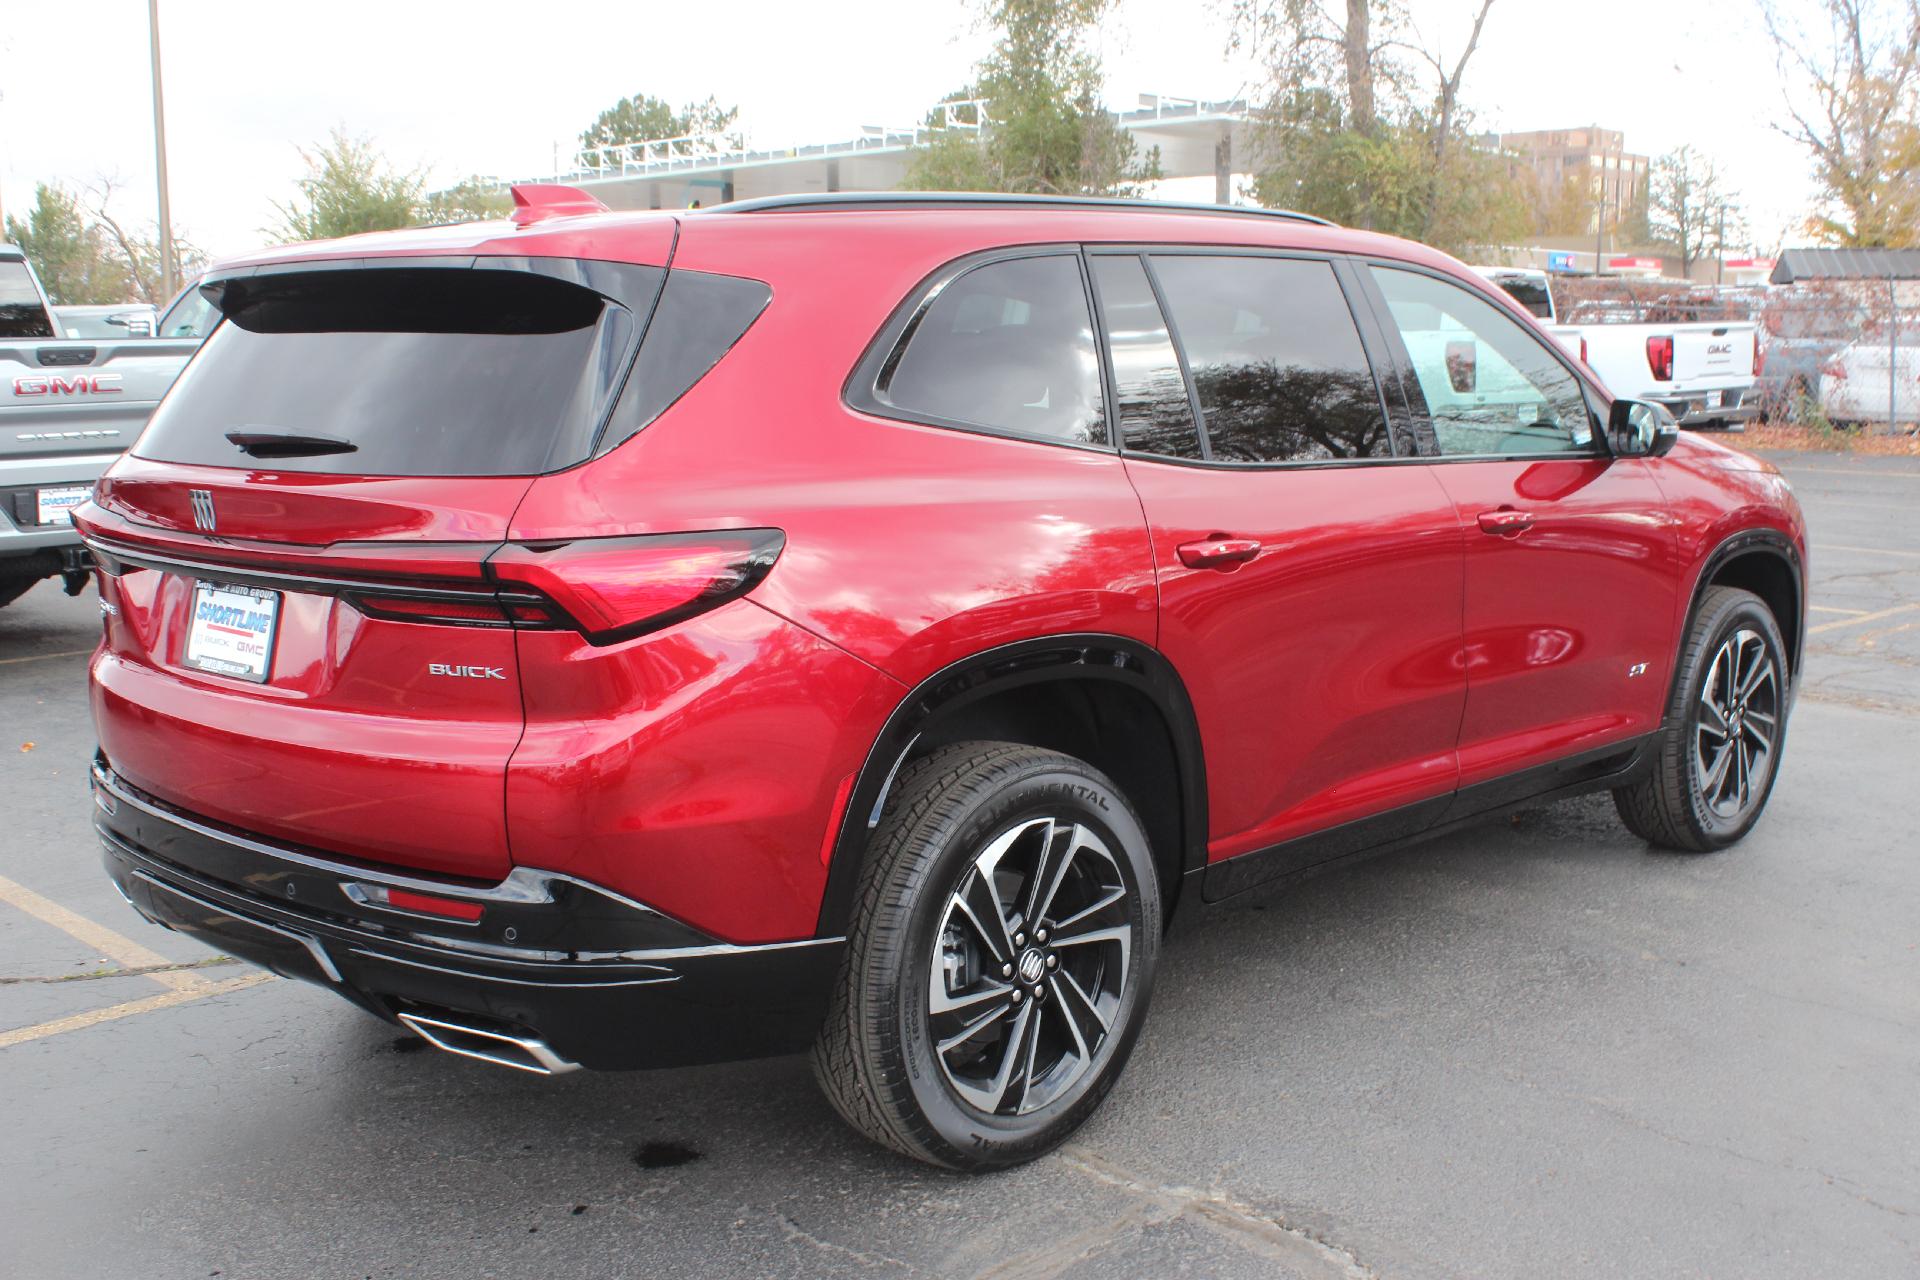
[594,269,772,456]
[874,255,1106,446]
[136,265,655,476]
[0,259,54,339]
[1488,275,1553,319]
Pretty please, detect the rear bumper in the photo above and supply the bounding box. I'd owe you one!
[0,452,118,559]
[1653,392,1760,429]
[92,760,843,1070]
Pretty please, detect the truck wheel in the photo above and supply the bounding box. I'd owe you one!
[812,741,1159,1171]
[1614,586,1789,852]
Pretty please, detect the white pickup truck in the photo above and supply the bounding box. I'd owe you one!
[0,245,206,607]
[1472,266,1760,430]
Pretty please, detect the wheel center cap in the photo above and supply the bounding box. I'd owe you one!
[1016,947,1047,985]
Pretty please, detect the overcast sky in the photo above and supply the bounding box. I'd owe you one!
[0,0,1823,261]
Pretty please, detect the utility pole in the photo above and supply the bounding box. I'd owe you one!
[1592,123,1605,276]
[148,0,176,301]
[1716,207,1726,286]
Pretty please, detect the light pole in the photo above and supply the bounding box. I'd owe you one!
[148,0,176,301]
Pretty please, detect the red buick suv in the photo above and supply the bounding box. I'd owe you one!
[77,190,1806,1170]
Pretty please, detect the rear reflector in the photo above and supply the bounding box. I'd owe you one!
[361,885,485,922]
[488,529,784,645]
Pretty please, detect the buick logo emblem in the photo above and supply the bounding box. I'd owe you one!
[1017,948,1047,985]
[189,489,217,533]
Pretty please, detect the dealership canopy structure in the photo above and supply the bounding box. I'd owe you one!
[511,95,1255,209]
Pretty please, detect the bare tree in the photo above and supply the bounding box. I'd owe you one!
[1649,146,1743,276]
[1411,0,1497,231]
[85,178,206,305]
[1765,0,1920,246]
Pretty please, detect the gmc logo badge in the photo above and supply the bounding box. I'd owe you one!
[1706,343,1732,355]
[12,373,123,396]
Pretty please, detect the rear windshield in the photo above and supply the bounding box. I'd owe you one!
[136,264,658,476]
[0,259,54,338]
[1490,276,1553,319]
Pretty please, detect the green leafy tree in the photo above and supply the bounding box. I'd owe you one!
[271,130,424,243]
[903,0,1160,197]
[579,94,739,156]
[421,176,513,225]
[1233,0,1528,254]
[4,184,132,305]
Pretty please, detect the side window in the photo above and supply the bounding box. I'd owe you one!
[1089,255,1202,460]
[1370,266,1593,457]
[875,255,1105,445]
[1148,254,1390,463]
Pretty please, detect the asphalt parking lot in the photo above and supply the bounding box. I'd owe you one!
[2,450,1916,1280]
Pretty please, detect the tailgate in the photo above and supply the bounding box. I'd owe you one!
[83,462,537,880]
[77,255,665,882]
[1672,325,1755,387]
[1,339,197,460]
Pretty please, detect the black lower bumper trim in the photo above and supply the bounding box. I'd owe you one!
[95,768,844,1071]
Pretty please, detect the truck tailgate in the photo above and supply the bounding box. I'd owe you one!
[1673,326,1755,387]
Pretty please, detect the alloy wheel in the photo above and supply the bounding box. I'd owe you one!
[1693,627,1779,821]
[927,816,1132,1118]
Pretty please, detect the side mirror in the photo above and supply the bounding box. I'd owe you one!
[1608,398,1678,458]
[1445,339,1477,393]
[106,313,154,337]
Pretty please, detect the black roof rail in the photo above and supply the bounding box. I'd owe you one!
[708,191,1335,227]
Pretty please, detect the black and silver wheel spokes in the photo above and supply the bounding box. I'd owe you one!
[928,816,1131,1117]
[1694,628,1779,820]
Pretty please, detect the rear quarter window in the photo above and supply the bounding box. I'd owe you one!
[862,254,1107,447]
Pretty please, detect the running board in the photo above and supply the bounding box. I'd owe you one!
[396,1012,581,1076]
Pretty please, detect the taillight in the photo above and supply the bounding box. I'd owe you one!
[1579,336,1589,365]
[344,589,556,629]
[1646,336,1674,381]
[488,529,784,645]
[1753,343,1764,377]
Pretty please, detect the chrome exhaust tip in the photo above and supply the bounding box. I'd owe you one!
[397,1012,581,1076]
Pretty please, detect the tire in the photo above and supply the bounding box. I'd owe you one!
[811,740,1160,1171]
[1614,586,1790,851]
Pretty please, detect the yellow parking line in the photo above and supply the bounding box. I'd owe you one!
[1810,606,1867,615]
[0,972,272,1049]
[0,647,96,666]
[0,873,206,993]
[1808,603,1920,635]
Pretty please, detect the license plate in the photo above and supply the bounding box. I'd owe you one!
[184,582,280,683]
[1704,390,1723,408]
[35,485,90,525]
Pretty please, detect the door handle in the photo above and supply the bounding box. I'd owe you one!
[1177,536,1262,569]
[1476,508,1534,537]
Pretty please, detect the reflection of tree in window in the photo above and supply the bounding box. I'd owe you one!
[1188,361,1390,461]
[1149,255,1390,464]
